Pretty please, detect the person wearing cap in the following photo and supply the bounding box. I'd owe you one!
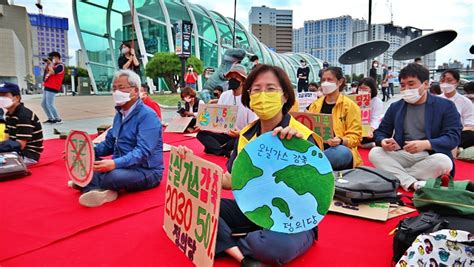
[196,64,257,157]
[42,51,65,124]
[0,82,43,165]
[297,59,310,92]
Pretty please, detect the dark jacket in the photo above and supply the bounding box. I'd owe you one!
[374,94,462,165]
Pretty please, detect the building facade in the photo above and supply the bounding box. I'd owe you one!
[0,29,27,89]
[73,0,321,94]
[292,27,304,53]
[249,6,293,53]
[75,49,87,69]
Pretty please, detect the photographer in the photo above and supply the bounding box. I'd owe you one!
[42,51,64,124]
[184,64,198,89]
[118,42,140,74]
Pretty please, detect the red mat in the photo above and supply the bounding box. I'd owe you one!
[0,135,472,266]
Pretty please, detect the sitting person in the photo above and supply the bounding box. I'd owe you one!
[140,83,162,120]
[357,77,384,147]
[429,83,442,95]
[0,82,43,165]
[369,64,462,191]
[463,81,474,104]
[180,64,322,266]
[208,85,224,104]
[179,86,204,132]
[75,70,163,207]
[307,67,363,170]
[439,69,474,149]
[196,64,257,157]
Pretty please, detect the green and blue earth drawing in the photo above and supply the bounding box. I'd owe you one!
[232,132,335,234]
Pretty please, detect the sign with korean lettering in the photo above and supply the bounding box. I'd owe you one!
[175,20,193,57]
[296,92,319,111]
[164,147,223,267]
[231,132,334,234]
[197,104,238,133]
[347,93,371,136]
[65,130,94,187]
[290,112,334,141]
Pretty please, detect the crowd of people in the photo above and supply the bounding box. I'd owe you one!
[0,45,472,266]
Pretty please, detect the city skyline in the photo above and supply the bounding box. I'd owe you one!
[11,0,473,69]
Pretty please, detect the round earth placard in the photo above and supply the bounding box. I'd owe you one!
[231,132,335,234]
[65,130,94,187]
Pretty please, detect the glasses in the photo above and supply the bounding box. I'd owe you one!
[249,86,282,95]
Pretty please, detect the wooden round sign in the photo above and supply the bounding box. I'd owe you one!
[65,130,94,187]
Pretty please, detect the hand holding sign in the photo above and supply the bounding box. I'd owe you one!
[197,104,238,133]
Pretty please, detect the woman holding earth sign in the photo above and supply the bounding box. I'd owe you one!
[178,65,326,266]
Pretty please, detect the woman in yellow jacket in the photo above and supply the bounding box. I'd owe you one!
[307,67,363,169]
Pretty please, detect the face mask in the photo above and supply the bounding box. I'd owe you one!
[401,84,424,104]
[121,47,129,54]
[184,96,192,103]
[113,90,131,106]
[228,78,241,90]
[373,64,378,68]
[321,81,338,95]
[0,97,13,109]
[440,83,456,94]
[213,92,219,97]
[250,92,283,120]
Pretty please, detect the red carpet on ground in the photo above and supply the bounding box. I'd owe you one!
[0,134,472,266]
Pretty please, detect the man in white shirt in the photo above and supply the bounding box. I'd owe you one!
[439,69,474,149]
[196,64,257,157]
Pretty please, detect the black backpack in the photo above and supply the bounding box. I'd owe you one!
[334,166,400,204]
[392,211,474,263]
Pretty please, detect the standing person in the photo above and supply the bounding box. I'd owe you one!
[139,84,162,120]
[357,77,384,147]
[381,64,389,101]
[307,67,363,170]
[297,59,310,92]
[196,64,257,157]
[369,64,462,191]
[369,60,378,85]
[184,64,198,89]
[73,70,163,207]
[387,66,395,98]
[180,64,323,266]
[439,69,474,149]
[118,42,140,74]
[0,82,43,165]
[318,61,329,79]
[42,51,64,124]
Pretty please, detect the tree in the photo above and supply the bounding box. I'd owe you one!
[145,52,203,93]
[63,66,88,85]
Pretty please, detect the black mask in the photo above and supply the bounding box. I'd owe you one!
[228,78,241,90]
[213,92,219,97]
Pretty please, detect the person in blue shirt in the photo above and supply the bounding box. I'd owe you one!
[75,69,163,207]
[369,63,462,191]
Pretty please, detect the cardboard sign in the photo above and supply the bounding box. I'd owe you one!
[347,93,372,136]
[329,200,390,221]
[165,116,194,133]
[297,92,319,111]
[196,104,238,133]
[163,143,171,152]
[290,112,334,141]
[232,132,335,234]
[164,147,223,267]
[93,128,110,144]
[388,205,416,219]
[184,133,198,138]
[65,131,94,187]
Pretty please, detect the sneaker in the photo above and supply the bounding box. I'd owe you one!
[67,180,83,191]
[241,257,268,267]
[54,119,63,124]
[79,190,118,207]
[413,181,426,191]
[43,119,55,124]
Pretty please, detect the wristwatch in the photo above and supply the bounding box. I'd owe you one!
[339,137,344,145]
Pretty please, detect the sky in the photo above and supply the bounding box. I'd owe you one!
[11,0,473,68]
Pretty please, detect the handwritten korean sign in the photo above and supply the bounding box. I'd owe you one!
[297,92,319,111]
[164,147,223,267]
[65,130,94,187]
[290,112,334,141]
[347,93,372,136]
[197,104,238,133]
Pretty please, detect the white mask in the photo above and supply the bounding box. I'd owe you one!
[0,97,13,109]
[188,68,193,72]
[121,47,129,54]
[321,81,338,95]
[440,83,456,94]
[401,84,424,104]
[113,90,131,106]
[373,64,378,68]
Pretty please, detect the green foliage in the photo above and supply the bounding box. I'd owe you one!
[351,73,365,83]
[63,66,88,85]
[145,52,204,93]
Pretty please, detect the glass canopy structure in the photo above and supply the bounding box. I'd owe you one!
[73,0,323,93]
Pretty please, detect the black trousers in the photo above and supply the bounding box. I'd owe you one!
[460,130,474,149]
[297,82,308,93]
[216,199,317,266]
[196,131,235,157]
[381,87,390,101]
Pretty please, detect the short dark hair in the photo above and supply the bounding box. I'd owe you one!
[48,51,61,59]
[309,82,318,88]
[250,55,259,62]
[464,81,474,94]
[357,77,378,98]
[180,86,196,98]
[414,57,422,62]
[388,66,392,70]
[399,63,429,83]
[321,67,346,92]
[429,83,442,95]
[441,69,460,82]
[120,42,131,49]
[141,83,149,93]
[242,64,295,115]
[213,85,223,93]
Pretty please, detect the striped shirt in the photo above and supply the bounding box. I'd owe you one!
[5,103,43,161]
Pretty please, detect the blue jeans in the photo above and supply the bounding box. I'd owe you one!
[82,167,162,193]
[324,145,353,171]
[41,89,60,120]
[186,83,196,89]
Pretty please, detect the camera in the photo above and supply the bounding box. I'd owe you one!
[42,57,52,63]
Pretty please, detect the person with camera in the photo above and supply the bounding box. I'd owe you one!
[118,42,140,74]
[184,64,198,89]
[42,51,65,124]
